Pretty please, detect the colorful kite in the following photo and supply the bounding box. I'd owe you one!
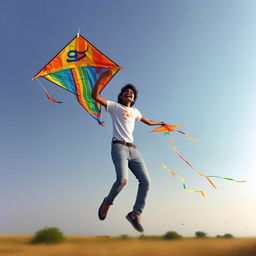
[33,33,123,125]
[150,124,246,196]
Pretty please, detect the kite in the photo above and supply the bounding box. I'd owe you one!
[33,33,123,125]
[149,124,199,146]
[150,124,246,195]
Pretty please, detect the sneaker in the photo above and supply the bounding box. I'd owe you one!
[126,212,144,233]
[98,198,112,221]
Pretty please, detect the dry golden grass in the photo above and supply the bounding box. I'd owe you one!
[0,235,255,256]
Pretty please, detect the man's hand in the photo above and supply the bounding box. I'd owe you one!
[102,69,113,78]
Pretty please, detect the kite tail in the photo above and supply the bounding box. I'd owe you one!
[187,189,206,198]
[98,120,105,126]
[206,177,218,190]
[174,130,200,146]
[42,87,63,104]
[206,176,247,183]
[169,135,217,190]
[36,78,62,104]
[156,162,206,198]
[89,114,105,127]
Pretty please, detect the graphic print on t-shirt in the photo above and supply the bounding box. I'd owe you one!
[122,109,134,119]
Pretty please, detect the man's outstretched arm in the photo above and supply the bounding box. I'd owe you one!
[141,116,166,126]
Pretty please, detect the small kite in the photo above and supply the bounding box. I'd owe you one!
[33,33,123,125]
[150,124,246,196]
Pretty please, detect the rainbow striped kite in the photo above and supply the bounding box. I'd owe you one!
[33,33,123,125]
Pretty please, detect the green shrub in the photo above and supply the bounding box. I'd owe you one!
[120,234,130,240]
[163,231,182,240]
[216,233,234,239]
[223,233,234,238]
[195,231,207,238]
[30,227,66,244]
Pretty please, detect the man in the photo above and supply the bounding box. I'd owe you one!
[92,70,165,232]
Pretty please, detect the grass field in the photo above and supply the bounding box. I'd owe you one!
[0,236,255,256]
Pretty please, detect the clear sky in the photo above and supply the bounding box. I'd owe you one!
[1,0,256,237]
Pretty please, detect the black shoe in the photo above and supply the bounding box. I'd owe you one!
[126,212,144,233]
[98,198,112,221]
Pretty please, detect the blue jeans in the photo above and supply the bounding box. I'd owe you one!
[106,143,151,215]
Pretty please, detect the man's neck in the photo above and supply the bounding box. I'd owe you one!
[121,102,132,107]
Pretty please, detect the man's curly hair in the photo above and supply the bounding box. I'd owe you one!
[117,84,138,107]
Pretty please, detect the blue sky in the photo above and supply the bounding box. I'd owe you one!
[1,0,256,237]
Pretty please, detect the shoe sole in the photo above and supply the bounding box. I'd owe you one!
[126,214,144,233]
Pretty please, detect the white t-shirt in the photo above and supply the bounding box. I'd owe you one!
[106,100,142,143]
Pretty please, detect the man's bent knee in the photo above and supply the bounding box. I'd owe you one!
[140,178,151,190]
[116,178,128,192]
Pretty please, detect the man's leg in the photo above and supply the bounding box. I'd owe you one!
[126,147,150,232]
[129,148,151,215]
[98,144,129,220]
[106,144,129,204]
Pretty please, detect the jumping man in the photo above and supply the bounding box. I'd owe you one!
[92,70,165,232]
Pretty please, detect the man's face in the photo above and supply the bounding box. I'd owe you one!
[121,88,135,105]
